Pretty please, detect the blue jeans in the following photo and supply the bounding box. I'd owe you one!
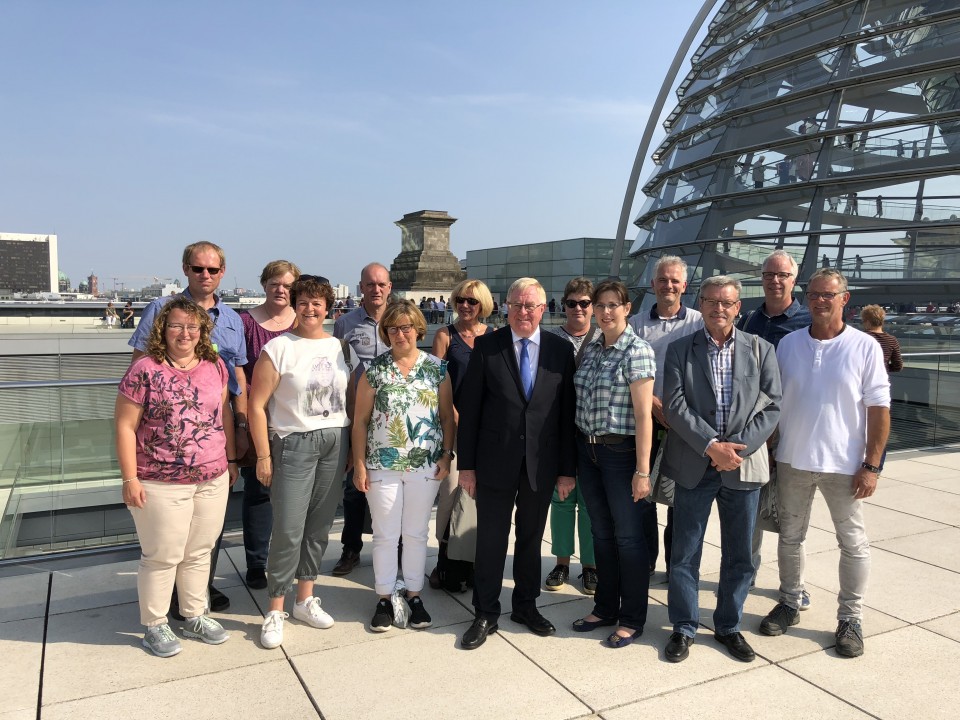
[240,465,272,571]
[576,436,650,631]
[669,468,759,637]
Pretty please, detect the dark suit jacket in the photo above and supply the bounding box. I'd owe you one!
[660,329,781,489]
[457,326,577,490]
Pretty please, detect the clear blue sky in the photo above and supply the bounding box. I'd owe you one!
[1,1,704,293]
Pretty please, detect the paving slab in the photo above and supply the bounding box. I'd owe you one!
[603,664,871,719]
[801,547,960,624]
[0,617,43,715]
[880,460,953,485]
[41,659,317,720]
[41,592,272,705]
[503,598,770,714]
[873,527,960,572]
[293,617,591,720]
[864,483,960,527]
[47,552,244,616]
[782,625,960,720]
[919,611,960,643]
[0,571,49,623]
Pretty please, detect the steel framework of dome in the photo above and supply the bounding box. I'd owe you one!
[617,0,960,309]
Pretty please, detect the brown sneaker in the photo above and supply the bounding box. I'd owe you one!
[332,549,360,576]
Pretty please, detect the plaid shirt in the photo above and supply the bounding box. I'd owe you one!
[574,324,656,436]
[705,327,736,436]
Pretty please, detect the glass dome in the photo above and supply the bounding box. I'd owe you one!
[623,0,960,311]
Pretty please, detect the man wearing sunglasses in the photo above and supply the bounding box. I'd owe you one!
[628,255,703,575]
[128,241,248,615]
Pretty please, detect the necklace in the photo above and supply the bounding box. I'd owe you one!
[165,354,197,370]
[393,352,419,375]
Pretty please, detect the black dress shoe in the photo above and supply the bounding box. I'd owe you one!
[461,617,498,650]
[332,549,360,576]
[714,631,756,662]
[665,631,695,663]
[245,567,267,590]
[510,609,556,637]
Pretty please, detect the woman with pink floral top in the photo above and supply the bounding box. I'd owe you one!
[115,296,238,658]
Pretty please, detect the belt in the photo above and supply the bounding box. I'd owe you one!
[579,432,631,445]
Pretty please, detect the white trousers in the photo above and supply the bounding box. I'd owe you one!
[367,467,441,595]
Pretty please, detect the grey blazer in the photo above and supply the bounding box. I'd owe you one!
[660,329,781,489]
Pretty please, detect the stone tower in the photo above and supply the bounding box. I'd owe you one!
[389,210,466,295]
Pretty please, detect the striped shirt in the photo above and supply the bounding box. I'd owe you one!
[574,324,656,436]
[867,330,903,374]
[705,328,736,436]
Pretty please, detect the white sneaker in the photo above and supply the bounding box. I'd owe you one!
[261,610,288,649]
[293,596,335,629]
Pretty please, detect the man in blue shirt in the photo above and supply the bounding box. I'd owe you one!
[737,249,811,604]
[129,241,247,615]
[331,262,392,576]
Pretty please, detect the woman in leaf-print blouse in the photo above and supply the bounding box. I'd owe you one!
[352,300,456,632]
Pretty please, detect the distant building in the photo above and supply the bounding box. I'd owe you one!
[0,232,59,294]
[466,237,631,303]
[87,273,99,297]
[58,271,71,293]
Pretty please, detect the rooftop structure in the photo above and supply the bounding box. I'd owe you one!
[617,0,960,310]
[0,232,58,295]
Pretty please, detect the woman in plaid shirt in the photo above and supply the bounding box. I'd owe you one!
[571,279,656,648]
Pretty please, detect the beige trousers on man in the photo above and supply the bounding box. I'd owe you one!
[130,472,229,627]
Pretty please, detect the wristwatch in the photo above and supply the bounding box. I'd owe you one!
[860,461,881,474]
[236,421,249,430]
[442,449,456,459]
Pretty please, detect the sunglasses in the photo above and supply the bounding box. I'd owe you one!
[564,299,591,309]
[455,296,480,306]
[189,265,222,275]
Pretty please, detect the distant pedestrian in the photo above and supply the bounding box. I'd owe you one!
[105,301,119,329]
[854,254,863,279]
[121,301,135,329]
[845,192,859,215]
[752,157,766,188]
[875,196,883,218]
[897,139,905,157]
[821,254,830,268]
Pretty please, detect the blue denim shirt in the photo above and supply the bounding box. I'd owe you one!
[737,298,810,350]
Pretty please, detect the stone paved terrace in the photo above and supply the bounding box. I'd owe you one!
[1,448,958,719]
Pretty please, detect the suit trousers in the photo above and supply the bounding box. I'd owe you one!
[130,472,229,627]
[240,465,272,571]
[472,460,552,620]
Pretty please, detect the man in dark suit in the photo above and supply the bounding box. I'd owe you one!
[659,276,781,664]
[457,277,577,650]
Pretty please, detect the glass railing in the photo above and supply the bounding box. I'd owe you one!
[2,349,958,559]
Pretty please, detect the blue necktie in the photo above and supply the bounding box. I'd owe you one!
[519,338,533,400]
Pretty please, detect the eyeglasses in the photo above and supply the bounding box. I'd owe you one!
[386,324,415,335]
[806,291,841,301]
[507,302,544,313]
[167,324,201,333]
[700,299,739,309]
[564,299,591,309]
[455,296,480,306]
[761,272,793,281]
[189,265,222,275]
[594,302,624,312]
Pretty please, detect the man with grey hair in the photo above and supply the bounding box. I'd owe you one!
[629,255,703,573]
[661,275,781,663]
[456,277,577,649]
[331,262,392,576]
[759,268,890,658]
[738,249,812,604]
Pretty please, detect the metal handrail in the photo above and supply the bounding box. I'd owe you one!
[0,379,120,390]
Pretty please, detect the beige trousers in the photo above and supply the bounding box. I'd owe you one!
[130,472,229,626]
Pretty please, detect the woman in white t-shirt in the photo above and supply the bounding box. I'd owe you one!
[249,276,359,650]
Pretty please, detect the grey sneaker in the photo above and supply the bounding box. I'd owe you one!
[835,619,864,657]
[800,589,812,611]
[759,602,800,636]
[143,623,182,658]
[182,615,229,645]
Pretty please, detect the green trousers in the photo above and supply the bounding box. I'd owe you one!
[549,483,594,565]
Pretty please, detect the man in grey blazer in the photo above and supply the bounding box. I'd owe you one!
[660,276,781,664]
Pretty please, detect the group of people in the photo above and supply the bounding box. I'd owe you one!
[115,242,893,665]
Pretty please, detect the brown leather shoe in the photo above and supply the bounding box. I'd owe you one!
[332,549,360,576]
